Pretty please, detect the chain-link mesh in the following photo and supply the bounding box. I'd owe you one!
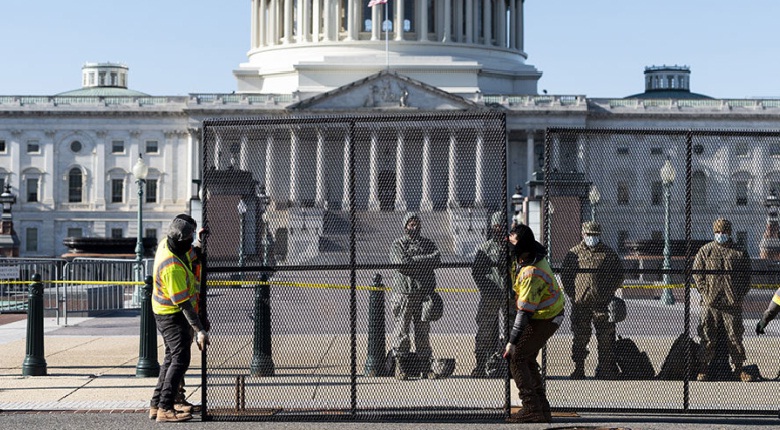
[543,128,780,415]
[201,112,509,420]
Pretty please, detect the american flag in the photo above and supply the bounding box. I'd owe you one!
[368,0,388,7]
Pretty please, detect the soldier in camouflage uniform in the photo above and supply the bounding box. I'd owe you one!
[693,218,753,382]
[389,212,441,379]
[561,221,624,380]
[470,211,511,378]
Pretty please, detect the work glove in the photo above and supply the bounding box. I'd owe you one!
[756,320,768,336]
[502,343,516,359]
[196,330,210,351]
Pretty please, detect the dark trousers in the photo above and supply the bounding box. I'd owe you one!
[151,312,193,410]
[570,304,616,372]
[508,317,560,413]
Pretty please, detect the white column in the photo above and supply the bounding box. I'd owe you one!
[312,0,321,42]
[315,128,325,208]
[265,134,276,209]
[303,0,311,42]
[509,0,516,50]
[474,131,484,208]
[516,0,523,51]
[251,0,259,49]
[420,131,433,212]
[240,133,249,170]
[526,131,535,183]
[259,0,267,46]
[394,129,407,212]
[269,0,279,45]
[417,0,428,41]
[453,0,463,42]
[447,131,459,208]
[346,0,356,41]
[323,0,334,41]
[341,132,351,212]
[483,0,492,45]
[394,0,404,41]
[465,0,473,43]
[296,0,305,42]
[442,0,452,42]
[371,2,381,40]
[497,0,507,48]
[368,131,380,211]
[283,0,293,43]
[289,128,300,206]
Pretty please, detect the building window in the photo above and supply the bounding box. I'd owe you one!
[0,140,6,153]
[26,178,38,202]
[736,231,747,250]
[111,140,125,154]
[651,181,663,206]
[68,168,83,203]
[111,228,123,238]
[692,171,707,206]
[617,181,630,205]
[618,230,629,253]
[145,179,157,203]
[70,141,82,153]
[111,179,124,203]
[145,140,159,154]
[735,141,749,157]
[145,228,157,240]
[27,140,40,153]
[67,228,83,238]
[25,228,38,252]
[736,181,748,206]
[650,147,663,155]
[617,147,629,155]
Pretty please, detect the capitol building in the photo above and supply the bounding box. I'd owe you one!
[1,0,778,260]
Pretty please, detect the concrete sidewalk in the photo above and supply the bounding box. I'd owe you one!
[0,314,202,412]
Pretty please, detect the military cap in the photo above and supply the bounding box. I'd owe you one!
[582,221,602,235]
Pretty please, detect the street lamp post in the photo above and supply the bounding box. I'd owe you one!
[511,185,523,226]
[132,154,158,377]
[132,154,148,278]
[237,199,247,274]
[251,185,274,376]
[589,185,601,222]
[660,157,676,306]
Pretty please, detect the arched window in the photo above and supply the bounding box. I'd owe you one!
[68,168,83,203]
[692,170,706,206]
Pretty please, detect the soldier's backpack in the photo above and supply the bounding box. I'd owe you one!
[656,333,701,380]
[614,335,656,380]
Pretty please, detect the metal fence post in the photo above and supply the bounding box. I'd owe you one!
[364,273,387,376]
[136,275,160,377]
[250,273,274,376]
[22,273,47,376]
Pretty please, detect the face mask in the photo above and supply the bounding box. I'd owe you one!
[584,236,600,248]
[714,233,730,244]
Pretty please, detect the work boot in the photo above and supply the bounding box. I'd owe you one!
[149,406,158,420]
[541,398,552,423]
[507,407,549,423]
[174,400,200,414]
[155,408,192,423]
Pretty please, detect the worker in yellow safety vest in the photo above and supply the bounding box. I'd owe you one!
[503,223,565,424]
[149,214,210,423]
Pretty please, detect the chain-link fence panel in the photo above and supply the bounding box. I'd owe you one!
[543,128,780,416]
[201,112,509,420]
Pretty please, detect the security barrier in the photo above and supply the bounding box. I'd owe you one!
[201,112,510,420]
[200,120,780,420]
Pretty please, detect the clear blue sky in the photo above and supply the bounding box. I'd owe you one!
[1,0,778,98]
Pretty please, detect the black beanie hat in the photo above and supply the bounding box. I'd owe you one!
[512,223,536,256]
